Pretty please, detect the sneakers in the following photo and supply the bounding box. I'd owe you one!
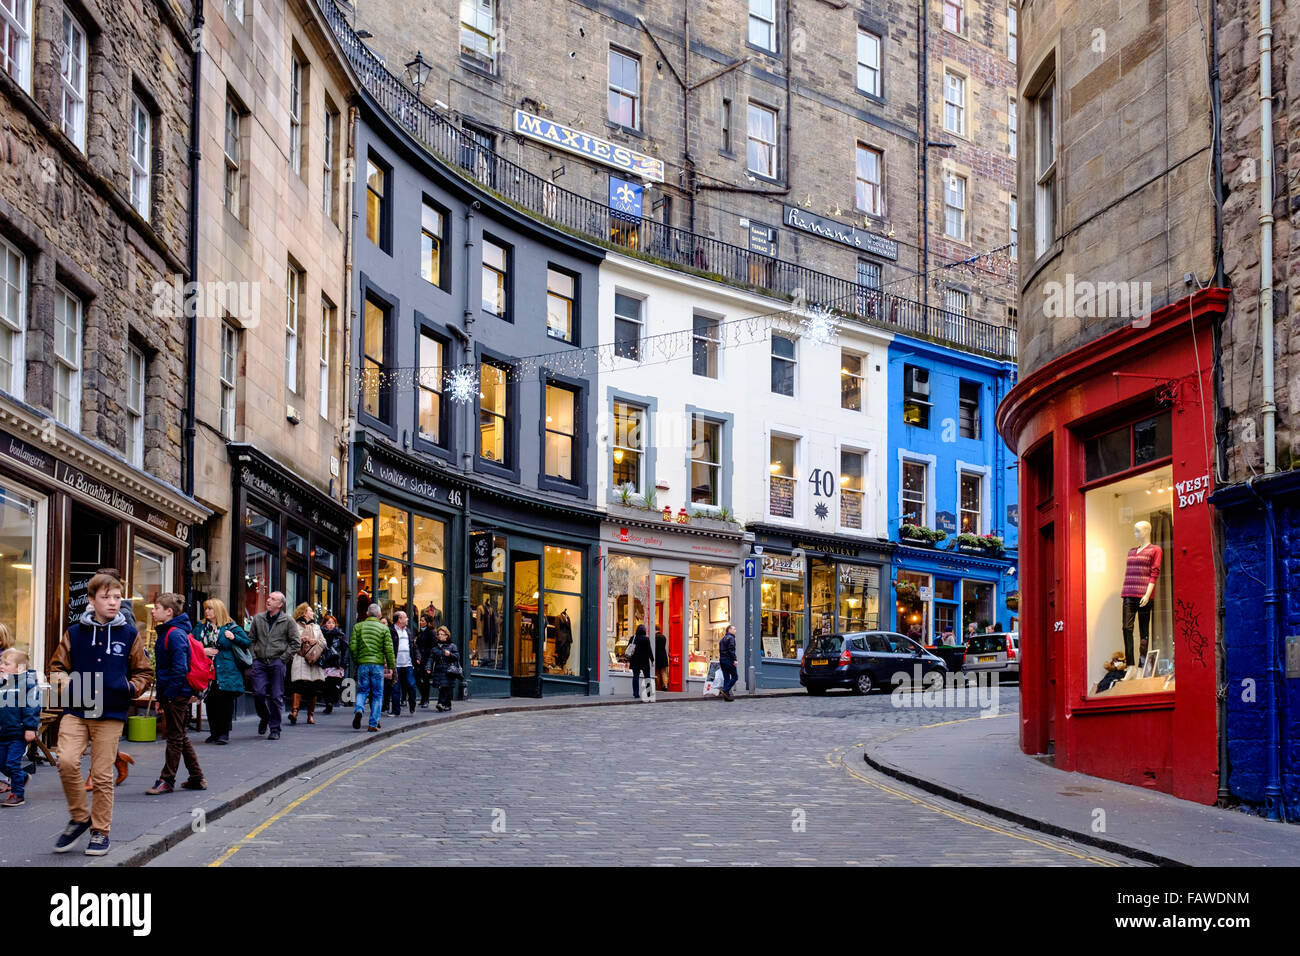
[145,778,174,795]
[85,831,110,856]
[268,730,281,741]
[257,718,269,735]
[353,711,362,730]
[1,792,24,807]
[53,819,92,853]
[180,778,207,791]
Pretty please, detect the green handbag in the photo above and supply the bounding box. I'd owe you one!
[225,625,254,672]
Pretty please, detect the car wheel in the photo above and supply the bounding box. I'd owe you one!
[806,685,827,696]
[852,672,873,695]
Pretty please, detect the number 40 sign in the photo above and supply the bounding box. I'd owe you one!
[808,468,836,498]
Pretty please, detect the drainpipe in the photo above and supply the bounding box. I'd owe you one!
[1258,0,1276,472]
[918,0,929,311]
[341,105,357,630]
[182,3,203,607]
[1244,477,1284,820]
[458,202,479,475]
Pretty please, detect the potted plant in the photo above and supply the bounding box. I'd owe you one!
[899,523,947,546]
[893,579,920,601]
[953,532,1005,553]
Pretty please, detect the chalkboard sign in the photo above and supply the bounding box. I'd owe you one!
[770,477,795,518]
[67,572,92,625]
[469,532,494,574]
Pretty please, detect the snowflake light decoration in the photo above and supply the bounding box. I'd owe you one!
[444,365,480,404]
[802,306,839,345]
[814,502,829,521]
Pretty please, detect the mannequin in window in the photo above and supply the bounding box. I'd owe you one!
[1121,520,1162,665]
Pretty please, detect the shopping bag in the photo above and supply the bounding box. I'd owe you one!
[641,670,656,702]
[703,661,723,697]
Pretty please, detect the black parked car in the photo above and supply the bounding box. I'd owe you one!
[800,631,948,695]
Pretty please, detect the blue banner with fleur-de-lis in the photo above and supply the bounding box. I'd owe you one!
[609,177,643,218]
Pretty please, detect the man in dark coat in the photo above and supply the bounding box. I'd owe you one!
[628,624,653,699]
[654,630,669,690]
[719,624,739,701]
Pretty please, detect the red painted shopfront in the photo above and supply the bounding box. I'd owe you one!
[996,288,1226,803]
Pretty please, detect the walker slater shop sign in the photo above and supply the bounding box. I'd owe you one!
[360,452,465,509]
[782,206,898,260]
[514,110,665,182]
[0,431,189,543]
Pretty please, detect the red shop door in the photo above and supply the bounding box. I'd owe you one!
[1041,523,1057,754]
[669,577,684,692]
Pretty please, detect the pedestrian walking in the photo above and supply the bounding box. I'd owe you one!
[289,604,327,725]
[145,594,205,795]
[200,598,250,745]
[431,625,460,712]
[628,624,653,700]
[320,614,348,715]
[415,612,437,708]
[247,591,301,741]
[655,630,669,691]
[388,610,418,716]
[719,623,739,701]
[50,571,153,856]
[350,604,394,731]
[0,648,39,808]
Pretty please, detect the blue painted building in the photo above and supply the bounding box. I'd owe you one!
[886,335,1018,642]
[1211,471,1300,821]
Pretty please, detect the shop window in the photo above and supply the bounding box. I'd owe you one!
[606,553,651,673]
[130,542,170,651]
[692,313,719,378]
[760,574,805,659]
[960,472,982,533]
[478,359,510,465]
[470,534,506,670]
[311,572,337,623]
[840,450,865,530]
[314,545,336,572]
[543,546,582,676]
[417,331,445,446]
[243,542,273,626]
[903,364,931,428]
[839,564,880,632]
[546,267,577,344]
[612,400,644,494]
[934,578,958,641]
[768,434,796,518]
[544,382,577,482]
[962,579,995,635]
[959,380,981,439]
[770,333,796,396]
[896,570,930,636]
[689,563,732,677]
[901,459,927,526]
[690,415,722,506]
[245,506,276,540]
[0,484,43,671]
[841,351,863,411]
[614,293,642,361]
[412,513,446,634]
[1085,465,1174,696]
[810,559,834,637]
[286,528,306,556]
[378,504,408,562]
[356,514,374,609]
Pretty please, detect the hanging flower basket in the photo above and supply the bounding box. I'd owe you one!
[953,532,1005,554]
[1006,591,1020,611]
[894,579,920,601]
[900,524,947,546]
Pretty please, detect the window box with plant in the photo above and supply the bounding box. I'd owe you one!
[953,532,1004,553]
[899,524,947,545]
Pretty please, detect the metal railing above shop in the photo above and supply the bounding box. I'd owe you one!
[319,0,1017,361]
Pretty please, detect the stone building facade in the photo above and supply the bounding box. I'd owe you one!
[189,0,361,626]
[0,0,208,671]
[342,0,1018,332]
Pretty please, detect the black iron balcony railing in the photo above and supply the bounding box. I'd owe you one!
[319,0,1016,361]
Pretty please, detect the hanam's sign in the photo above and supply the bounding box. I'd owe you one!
[783,206,898,260]
[514,110,664,182]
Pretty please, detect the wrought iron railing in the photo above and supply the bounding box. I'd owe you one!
[319,0,1017,361]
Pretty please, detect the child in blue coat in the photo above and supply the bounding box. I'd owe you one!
[0,648,41,807]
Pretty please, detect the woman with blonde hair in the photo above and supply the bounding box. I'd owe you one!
[0,622,13,651]
[200,598,251,745]
[289,603,326,724]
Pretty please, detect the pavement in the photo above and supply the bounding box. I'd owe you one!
[865,713,1300,867]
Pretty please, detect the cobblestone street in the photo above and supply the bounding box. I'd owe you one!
[150,689,1135,867]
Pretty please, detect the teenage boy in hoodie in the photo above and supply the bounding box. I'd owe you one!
[145,593,205,795]
[0,647,40,807]
[50,571,153,856]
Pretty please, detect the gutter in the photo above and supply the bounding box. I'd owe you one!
[182,2,203,606]
[1258,0,1276,471]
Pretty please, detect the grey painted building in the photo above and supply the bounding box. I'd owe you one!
[349,89,605,699]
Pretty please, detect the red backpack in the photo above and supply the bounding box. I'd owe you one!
[185,632,214,695]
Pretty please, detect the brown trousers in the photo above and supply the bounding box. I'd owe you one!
[160,697,202,784]
[56,715,122,833]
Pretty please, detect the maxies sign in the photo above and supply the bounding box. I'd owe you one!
[514,110,665,182]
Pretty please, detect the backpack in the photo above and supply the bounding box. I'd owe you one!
[185,633,215,696]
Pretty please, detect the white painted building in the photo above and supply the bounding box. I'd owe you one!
[595,251,893,695]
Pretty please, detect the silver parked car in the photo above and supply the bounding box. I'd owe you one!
[961,632,1019,679]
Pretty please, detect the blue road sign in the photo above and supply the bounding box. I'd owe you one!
[743,558,757,579]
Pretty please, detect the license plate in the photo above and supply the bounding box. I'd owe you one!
[811,659,828,666]
[979,655,996,662]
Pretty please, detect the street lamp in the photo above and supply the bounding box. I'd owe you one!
[405,50,431,99]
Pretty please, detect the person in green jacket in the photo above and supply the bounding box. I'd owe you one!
[350,604,394,731]
[200,598,251,745]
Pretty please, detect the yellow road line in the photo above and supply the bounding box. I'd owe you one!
[824,744,1121,867]
[209,729,437,867]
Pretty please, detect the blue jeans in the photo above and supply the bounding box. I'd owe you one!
[249,658,286,733]
[721,660,739,695]
[392,666,417,714]
[0,737,26,798]
[355,665,386,728]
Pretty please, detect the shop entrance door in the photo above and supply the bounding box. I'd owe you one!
[1041,523,1057,755]
[510,552,542,698]
[67,506,118,626]
[655,574,684,692]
